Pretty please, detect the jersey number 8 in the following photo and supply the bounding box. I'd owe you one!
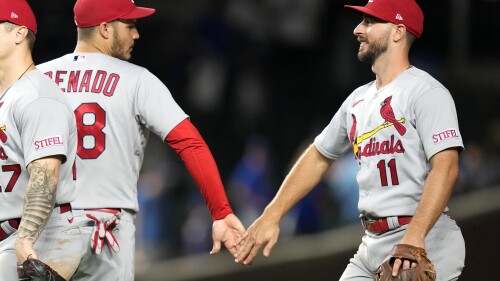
[74,103,106,159]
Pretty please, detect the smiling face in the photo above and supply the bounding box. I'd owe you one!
[353,15,393,65]
[109,19,140,61]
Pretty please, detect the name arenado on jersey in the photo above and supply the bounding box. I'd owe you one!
[44,70,120,97]
[356,134,405,159]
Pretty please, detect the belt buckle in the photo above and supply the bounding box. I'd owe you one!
[362,216,385,234]
[360,216,376,230]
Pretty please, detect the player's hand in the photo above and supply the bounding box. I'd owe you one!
[391,257,417,277]
[210,213,246,257]
[391,236,425,277]
[15,239,38,263]
[233,214,280,265]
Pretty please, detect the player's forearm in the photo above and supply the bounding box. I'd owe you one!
[165,119,233,220]
[263,144,333,220]
[182,144,233,220]
[404,148,459,243]
[17,157,61,246]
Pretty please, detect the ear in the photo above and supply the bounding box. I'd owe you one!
[14,26,29,44]
[393,24,407,42]
[97,22,112,39]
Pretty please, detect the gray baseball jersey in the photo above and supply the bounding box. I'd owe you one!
[314,66,463,218]
[0,70,77,221]
[37,53,188,212]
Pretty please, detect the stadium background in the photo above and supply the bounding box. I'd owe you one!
[28,0,500,280]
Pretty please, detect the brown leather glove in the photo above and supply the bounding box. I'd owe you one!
[374,244,436,281]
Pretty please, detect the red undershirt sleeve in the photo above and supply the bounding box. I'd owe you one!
[164,118,233,220]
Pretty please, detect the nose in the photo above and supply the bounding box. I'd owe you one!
[133,29,140,40]
[353,22,364,36]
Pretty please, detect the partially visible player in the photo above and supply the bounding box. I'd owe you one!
[37,0,245,280]
[234,0,465,280]
[0,0,81,280]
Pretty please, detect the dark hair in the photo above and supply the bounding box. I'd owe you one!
[407,32,417,47]
[26,30,36,50]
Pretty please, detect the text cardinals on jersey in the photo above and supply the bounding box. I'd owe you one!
[356,135,405,159]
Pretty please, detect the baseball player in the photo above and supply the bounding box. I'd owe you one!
[234,0,465,280]
[36,0,245,280]
[0,0,82,280]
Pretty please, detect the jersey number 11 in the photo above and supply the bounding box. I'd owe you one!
[377,159,399,186]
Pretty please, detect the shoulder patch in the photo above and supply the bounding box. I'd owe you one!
[34,135,64,150]
[432,129,459,144]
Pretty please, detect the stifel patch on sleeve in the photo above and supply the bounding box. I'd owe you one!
[34,135,64,150]
[432,128,459,144]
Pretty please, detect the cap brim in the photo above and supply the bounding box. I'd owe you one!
[119,7,155,20]
[344,5,391,23]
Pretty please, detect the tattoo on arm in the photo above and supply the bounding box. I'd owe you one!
[16,160,59,243]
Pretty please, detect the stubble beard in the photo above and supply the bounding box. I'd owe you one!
[357,33,390,65]
[111,32,132,61]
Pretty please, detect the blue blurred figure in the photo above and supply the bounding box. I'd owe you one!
[228,135,276,227]
[325,154,360,225]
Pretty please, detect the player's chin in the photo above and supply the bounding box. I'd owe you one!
[121,52,133,61]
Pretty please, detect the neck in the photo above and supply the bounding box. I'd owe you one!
[75,40,109,55]
[372,52,411,89]
[0,55,34,94]
[372,42,410,89]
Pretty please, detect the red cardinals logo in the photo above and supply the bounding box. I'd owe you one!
[380,96,406,136]
[0,125,7,143]
[350,114,361,158]
[349,114,357,144]
[0,125,8,160]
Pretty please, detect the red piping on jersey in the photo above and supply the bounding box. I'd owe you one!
[165,118,233,221]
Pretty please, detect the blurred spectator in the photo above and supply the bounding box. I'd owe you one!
[136,162,173,262]
[180,192,212,255]
[294,180,335,234]
[186,3,230,114]
[324,153,360,226]
[455,118,500,193]
[136,138,193,261]
[455,143,491,193]
[227,135,276,227]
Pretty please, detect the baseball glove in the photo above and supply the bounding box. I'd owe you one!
[374,244,436,281]
[17,258,66,281]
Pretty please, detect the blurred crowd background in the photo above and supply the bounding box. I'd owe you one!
[29,0,499,266]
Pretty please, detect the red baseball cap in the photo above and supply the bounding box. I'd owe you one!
[345,0,424,38]
[74,0,156,28]
[0,0,37,34]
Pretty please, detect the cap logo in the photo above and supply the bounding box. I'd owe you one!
[11,12,18,19]
[395,14,403,20]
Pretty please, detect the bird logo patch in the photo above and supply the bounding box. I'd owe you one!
[380,96,406,136]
